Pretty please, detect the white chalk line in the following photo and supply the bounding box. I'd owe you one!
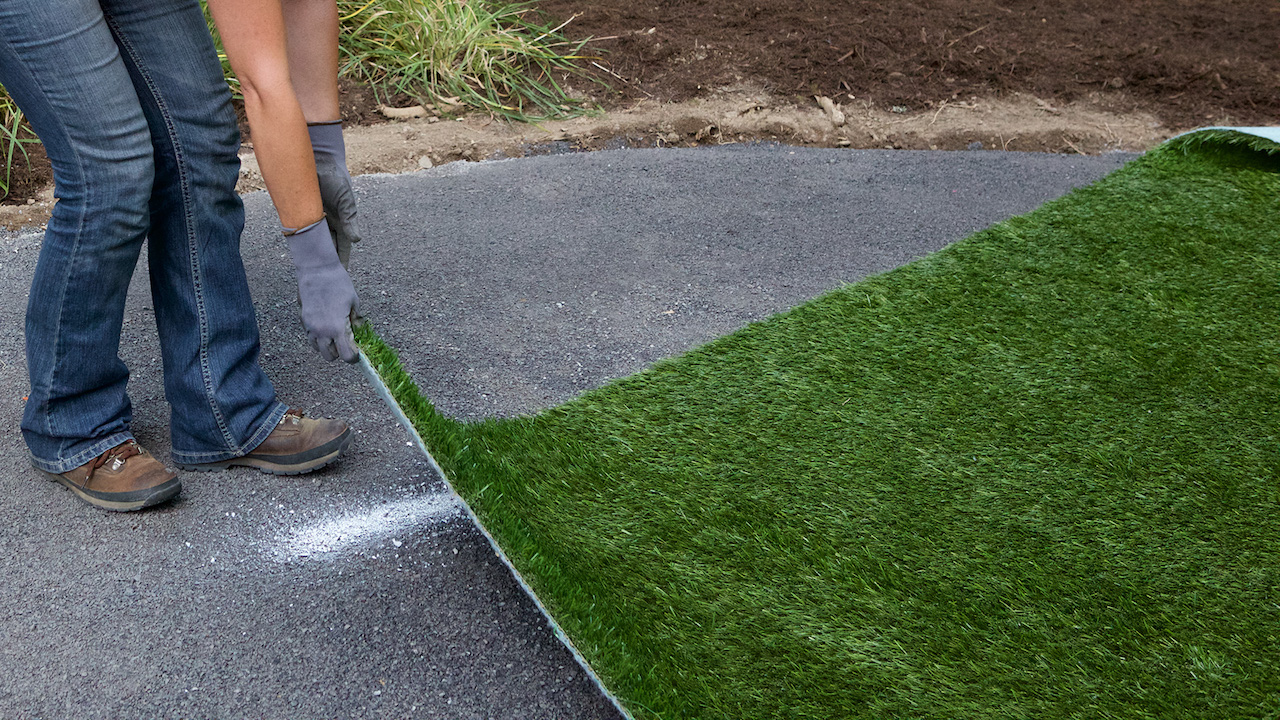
[277,494,462,559]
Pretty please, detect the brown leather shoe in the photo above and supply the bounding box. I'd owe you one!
[179,409,351,475]
[38,440,181,512]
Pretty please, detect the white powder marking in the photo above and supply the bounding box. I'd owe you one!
[279,494,461,559]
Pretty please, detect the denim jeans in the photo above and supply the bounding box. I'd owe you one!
[0,0,287,472]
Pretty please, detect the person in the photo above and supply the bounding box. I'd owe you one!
[0,0,359,512]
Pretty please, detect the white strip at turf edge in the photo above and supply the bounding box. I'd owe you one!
[357,350,635,720]
[1178,126,1280,143]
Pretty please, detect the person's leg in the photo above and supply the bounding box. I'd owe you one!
[97,0,289,464]
[0,0,155,472]
[103,0,350,472]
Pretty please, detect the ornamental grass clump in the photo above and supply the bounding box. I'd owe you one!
[0,93,18,196]
[336,0,592,121]
[0,91,37,198]
[0,92,35,199]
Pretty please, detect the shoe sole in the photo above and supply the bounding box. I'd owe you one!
[177,427,352,476]
[39,470,182,512]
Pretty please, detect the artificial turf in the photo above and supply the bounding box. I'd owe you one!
[358,132,1280,719]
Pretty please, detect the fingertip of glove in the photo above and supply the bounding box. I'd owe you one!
[315,340,338,362]
[338,342,360,364]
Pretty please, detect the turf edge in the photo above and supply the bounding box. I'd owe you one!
[353,324,636,720]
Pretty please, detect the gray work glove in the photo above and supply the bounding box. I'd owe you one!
[286,219,361,363]
[307,121,360,268]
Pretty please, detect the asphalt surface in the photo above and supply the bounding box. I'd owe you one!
[0,145,1132,718]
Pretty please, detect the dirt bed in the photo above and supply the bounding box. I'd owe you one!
[546,0,1280,129]
[3,0,1277,223]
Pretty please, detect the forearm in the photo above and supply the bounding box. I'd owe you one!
[241,82,324,229]
[207,0,358,362]
[280,0,361,270]
[282,0,341,123]
[206,0,323,229]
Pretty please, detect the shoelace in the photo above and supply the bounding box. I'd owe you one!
[280,408,305,426]
[85,440,141,482]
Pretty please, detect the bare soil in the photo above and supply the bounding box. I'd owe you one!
[543,0,1280,129]
[229,91,1164,197]
[4,0,1277,224]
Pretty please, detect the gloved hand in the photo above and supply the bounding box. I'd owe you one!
[307,121,360,268]
[286,219,361,363]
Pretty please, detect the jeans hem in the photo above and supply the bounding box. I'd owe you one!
[29,431,134,475]
[169,401,288,465]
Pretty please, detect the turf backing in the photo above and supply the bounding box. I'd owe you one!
[359,134,1280,719]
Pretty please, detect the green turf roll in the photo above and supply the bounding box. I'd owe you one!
[359,132,1280,720]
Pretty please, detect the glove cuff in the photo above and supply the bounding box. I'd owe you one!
[307,121,347,166]
[285,219,342,271]
[281,217,324,236]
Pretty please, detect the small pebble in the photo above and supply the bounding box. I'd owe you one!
[418,155,433,169]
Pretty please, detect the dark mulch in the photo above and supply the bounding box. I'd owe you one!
[537,0,1280,129]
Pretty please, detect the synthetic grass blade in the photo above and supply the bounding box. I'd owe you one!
[360,132,1280,719]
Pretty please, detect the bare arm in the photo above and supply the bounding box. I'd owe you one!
[205,0,322,229]
[282,0,342,123]
[280,0,363,270]
[206,0,360,362]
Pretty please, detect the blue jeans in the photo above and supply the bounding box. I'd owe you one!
[0,0,287,472]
